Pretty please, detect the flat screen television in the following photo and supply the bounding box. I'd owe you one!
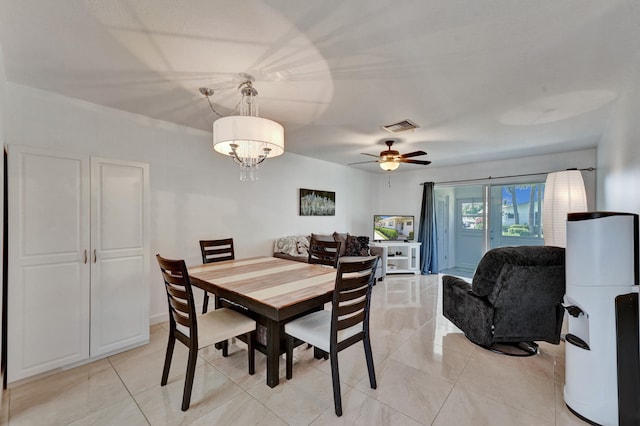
[374,215,415,241]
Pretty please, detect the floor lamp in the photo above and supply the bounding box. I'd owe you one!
[543,169,588,247]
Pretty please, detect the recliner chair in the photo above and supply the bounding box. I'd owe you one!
[442,246,566,355]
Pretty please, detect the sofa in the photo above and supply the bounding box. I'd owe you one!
[273,232,387,280]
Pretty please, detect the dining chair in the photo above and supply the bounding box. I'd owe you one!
[308,237,341,267]
[199,238,235,314]
[156,254,255,411]
[284,256,379,416]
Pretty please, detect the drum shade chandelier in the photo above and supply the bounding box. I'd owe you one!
[203,76,284,181]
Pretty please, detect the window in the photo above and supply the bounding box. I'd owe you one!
[494,183,544,240]
[459,199,484,230]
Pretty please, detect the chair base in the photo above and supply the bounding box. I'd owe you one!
[476,340,539,357]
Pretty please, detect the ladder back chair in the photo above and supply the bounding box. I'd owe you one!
[308,237,341,267]
[285,256,379,416]
[199,238,235,314]
[156,254,255,411]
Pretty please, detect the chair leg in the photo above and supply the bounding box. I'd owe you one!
[330,351,343,416]
[286,335,294,380]
[181,346,198,411]
[161,334,175,386]
[363,335,377,389]
[202,290,209,314]
[247,332,255,375]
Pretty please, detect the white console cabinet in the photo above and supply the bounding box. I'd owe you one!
[6,146,150,383]
[370,242,421,274]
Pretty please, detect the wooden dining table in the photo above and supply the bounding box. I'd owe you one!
[188,256,337,387]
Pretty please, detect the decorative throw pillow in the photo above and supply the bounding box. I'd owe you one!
[274,235,304,257]
[345,235,370,256]
[332,232,349,256]
[296,235,310,257]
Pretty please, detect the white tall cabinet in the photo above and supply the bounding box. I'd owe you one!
[6,146,150,383]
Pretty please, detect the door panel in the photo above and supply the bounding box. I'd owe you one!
[8,146,90,382]
[453,186,485,272]
[90,158,149,356]
[91,256,146,350]
[22,263,87,370]
[21,154,84,256]
[96,163,145,250]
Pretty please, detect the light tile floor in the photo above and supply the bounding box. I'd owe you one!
[1,274,589,425]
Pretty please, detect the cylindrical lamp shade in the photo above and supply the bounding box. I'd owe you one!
[543,170,587,247]
[213,115,284,158]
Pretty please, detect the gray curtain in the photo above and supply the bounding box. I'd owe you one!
[418,182,438,274]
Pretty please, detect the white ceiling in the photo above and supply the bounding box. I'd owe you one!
[1,0,638,172]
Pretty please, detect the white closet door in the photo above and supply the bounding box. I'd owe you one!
[7,146,91,383]
[90,158,149,356]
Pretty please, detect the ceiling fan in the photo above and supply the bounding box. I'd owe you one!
[350,140,431,171]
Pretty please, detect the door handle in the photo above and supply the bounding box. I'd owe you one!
[83,249,87,264]
[93,249,97,263]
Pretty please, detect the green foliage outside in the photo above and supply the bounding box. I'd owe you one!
[503,224,532,236]
[375,227,398,239]
[408,231,414,240]
[462,203,483,215]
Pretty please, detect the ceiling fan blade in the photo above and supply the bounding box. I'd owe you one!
[400,159,432,165]
[348,160,380,165]
[360,153,380,158]
[400,150,427,158]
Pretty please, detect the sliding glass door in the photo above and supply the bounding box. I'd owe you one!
[436,181,545,277]
[454,185,486,274]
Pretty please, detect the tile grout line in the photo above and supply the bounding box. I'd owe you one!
[198,347,293,425]
[107,356,152,425]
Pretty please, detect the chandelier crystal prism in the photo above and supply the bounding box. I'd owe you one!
[212,78,284,181]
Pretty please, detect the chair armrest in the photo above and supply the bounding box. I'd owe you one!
[442,275,494,346]
[369,245,387,278]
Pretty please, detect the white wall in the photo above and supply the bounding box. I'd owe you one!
[5,83,376,323]
[597,61,640,215]
[374,149,598,225]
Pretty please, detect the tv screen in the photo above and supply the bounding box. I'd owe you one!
[374,215,415,241]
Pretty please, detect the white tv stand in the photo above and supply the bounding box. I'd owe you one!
[370,241,421,274]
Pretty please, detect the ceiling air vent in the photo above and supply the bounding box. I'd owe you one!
[382,119,420,133]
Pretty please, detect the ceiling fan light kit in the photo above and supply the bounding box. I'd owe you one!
[354,140,431,171]
[380,160,400,171]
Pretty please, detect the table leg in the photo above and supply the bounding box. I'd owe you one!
[214,296,227,352]
[266,318,280,388]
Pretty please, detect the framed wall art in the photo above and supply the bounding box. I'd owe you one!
[299,188,335,216]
